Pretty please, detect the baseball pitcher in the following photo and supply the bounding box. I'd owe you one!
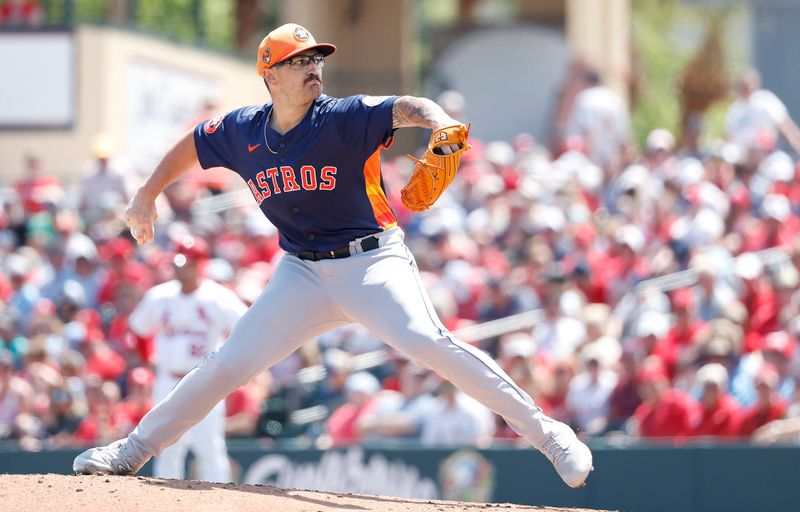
[74,23,592,488]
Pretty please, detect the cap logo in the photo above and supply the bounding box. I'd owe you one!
[294,27,310,41]
[435,131,449,143]
[262,47,271,65]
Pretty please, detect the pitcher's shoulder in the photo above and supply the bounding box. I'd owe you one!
[232,104,269,123]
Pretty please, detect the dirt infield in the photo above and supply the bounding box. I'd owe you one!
[0,474,610,512]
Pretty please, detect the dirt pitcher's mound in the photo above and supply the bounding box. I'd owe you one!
[0,474,611,512]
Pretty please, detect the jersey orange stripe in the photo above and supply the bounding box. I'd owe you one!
[363,146,397,229]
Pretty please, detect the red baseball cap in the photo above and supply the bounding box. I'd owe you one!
[173,236,210,267]
[637,366,669,385]
[671,287,695,311]
[101,237,135,262]
[763,331,796,360]
[256,23,336,75]
[128,367,154,388]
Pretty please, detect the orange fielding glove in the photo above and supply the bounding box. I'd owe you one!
[401,124,471,211]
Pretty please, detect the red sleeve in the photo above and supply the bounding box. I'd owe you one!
[633,403,650,436]
[678,395,700,437]
[724,405,742,437]
[136,335,155,365]
[325,404,352,441]
[771,401,788,423]
[749,290,779,335]
[74,417,98,444]
[225,388,245,416]
[0,276,12,302]
[382,375,400,392]
[97,275,118,305]
[651,339,678,380]
[108,350,127,380]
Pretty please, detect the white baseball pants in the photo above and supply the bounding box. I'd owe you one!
[129,228,557,463]
[151,374,230,482]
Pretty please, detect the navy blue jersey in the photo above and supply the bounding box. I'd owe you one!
[193,94,398,252]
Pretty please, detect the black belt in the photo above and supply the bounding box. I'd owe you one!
[295,235,380,261]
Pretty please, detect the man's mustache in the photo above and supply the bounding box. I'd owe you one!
[305,74,322,84]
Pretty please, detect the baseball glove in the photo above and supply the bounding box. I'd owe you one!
[401,124,471,211]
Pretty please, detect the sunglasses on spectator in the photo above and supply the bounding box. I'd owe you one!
[275,53,325,70]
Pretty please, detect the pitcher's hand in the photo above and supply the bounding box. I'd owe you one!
[124,190,158,245]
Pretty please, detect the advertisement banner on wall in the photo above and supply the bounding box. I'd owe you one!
[238,446,495,501]
[126,59,219,172]
[0,32,74,128]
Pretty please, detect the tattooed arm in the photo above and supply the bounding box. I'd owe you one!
[392,96,461,131]
[392,96,463,154]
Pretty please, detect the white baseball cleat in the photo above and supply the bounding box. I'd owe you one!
[540,420,594,488]
[73,438,148,476]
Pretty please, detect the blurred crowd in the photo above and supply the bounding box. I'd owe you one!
[0,0,44,26]
[2,67,800,452]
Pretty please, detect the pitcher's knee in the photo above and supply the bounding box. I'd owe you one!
[390,333,453,367]
[201,350,251,388]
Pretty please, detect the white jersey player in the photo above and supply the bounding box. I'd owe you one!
[128,236,247,482]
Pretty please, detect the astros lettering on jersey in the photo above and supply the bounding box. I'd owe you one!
[194,95,398,253]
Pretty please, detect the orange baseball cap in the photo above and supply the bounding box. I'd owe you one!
[256,23,336,75]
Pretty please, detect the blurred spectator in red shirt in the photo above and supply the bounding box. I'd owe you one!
[651,288,706,379]
[689,363,740,437]
[633,365,698,439]
[735,253,779,351]
[629,310,671,361]
[18,338,61,417]
[74,379,126,445]
[12,152,64,215]
[356,364,436,442]
[570,259,608,305]
[0,350,36,442]
[607,352,642,431]
[226,371,271,437]
[537,359,575,424]
[0,0,43,26]
[82,340,126,383]
[732,330,795,406]
[771,263,800,329]
[603,225,650,304]
[738,365,788,436]
[239,212,282,266]
[325,371,381,447]
[96,237,137,305]
[114,367,154,434]
[105,271,154,368]
[724,180,752,234]
[741,195,799,252]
